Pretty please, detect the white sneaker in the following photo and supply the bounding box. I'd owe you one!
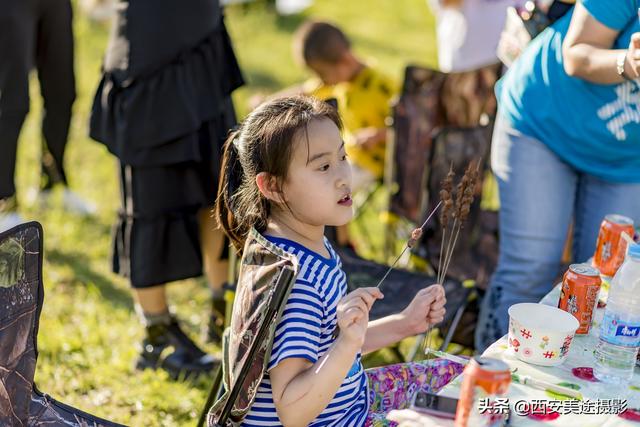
[79,0,116,22]
[0,212,23,233]
[61,189,97,216]
[275,0,313,15]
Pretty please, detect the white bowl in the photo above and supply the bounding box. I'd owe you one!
[507,303,580,367]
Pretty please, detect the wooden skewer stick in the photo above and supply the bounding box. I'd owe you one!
[425,159,481,357]
[375,201,442,290]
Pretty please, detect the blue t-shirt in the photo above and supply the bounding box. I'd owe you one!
[498,0,640,183]
[242,236,369,427]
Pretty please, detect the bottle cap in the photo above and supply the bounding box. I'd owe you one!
[628,243,640,259]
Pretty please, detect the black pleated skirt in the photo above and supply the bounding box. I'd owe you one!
[112,109,232,288]
[89,1,243,287]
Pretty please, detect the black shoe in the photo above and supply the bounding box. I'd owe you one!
[136,317,218,380]
[206,296,226,345]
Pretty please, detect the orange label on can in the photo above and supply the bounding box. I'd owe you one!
[593,214,635,277]
[558,264,602,334]
[455,357,510,427]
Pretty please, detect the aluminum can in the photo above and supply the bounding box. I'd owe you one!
[558,263,602,334]
[593,214,635,277]
[455,357,511,427]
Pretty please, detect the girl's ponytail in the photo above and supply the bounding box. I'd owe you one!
[216,129,251,252]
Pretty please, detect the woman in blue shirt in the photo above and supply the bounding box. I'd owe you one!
[476,0,640,351]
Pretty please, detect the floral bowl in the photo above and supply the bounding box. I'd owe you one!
[507,303,580,367]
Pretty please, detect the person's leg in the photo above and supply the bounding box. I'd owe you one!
[573,174,640,265]
[475,117,578,352]
[198,208,229,343]
[35,0,75,190]
[116,163,217,378]
[0,2,34,202]
[134,285,168,315]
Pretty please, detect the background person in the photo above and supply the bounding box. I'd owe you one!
[476,0,640,352]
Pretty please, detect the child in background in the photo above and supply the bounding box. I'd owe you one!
[295,20,396,193]
[292,21,398,249]
[213,96,463,426]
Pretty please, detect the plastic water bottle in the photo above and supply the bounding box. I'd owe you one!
[594,243,640,384]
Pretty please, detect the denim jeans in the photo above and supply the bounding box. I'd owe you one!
[475,116,640,352]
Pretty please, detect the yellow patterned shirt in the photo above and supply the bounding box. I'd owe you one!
[303,66,397,179]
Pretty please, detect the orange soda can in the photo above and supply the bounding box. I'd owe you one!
[455,357,511,427]
[593,214,635,277]
[558,263,602,335]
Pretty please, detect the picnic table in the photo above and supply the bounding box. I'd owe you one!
[389,278,640,426]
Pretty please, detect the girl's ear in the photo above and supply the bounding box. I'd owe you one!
[256,172,285,203]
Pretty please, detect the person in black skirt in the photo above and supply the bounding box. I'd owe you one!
[90,0,243,378]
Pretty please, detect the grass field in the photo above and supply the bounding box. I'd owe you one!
[13,2,438,425]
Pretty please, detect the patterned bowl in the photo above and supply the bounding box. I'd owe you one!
[507,303,580,367]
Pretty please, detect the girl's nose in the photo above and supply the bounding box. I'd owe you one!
[336,160,352,188]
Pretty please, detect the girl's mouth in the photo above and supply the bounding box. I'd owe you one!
[338,194,352,207]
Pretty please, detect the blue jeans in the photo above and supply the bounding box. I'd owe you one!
[475,117,640,352]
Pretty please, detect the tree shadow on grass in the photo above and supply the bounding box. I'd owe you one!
[46,248,134,311]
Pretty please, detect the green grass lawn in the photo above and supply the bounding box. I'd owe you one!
[14,2,438,425]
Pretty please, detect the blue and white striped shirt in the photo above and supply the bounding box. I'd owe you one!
[242,235,369,427]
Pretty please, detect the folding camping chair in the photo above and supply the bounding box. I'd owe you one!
[0,222,125,427]
[383,63,502,352]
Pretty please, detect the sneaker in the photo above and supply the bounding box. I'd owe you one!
[0,197,23,233]
[79,0,116,22]
[61,189,97,215]
[275,0,313,15]
[0,212,23,233]
[136,317,219,380]
[27,188,96,216]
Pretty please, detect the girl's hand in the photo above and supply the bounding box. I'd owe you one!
[336,287,384,348]
[401,284,446,336]
[624,33,640,79]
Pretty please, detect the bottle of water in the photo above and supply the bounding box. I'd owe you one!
[594,243,640,384]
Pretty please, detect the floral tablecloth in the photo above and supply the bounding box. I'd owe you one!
[390,280,640,426]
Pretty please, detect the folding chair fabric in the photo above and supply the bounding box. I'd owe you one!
[207,228,298,426]
[419,126,498,290]
[0,222,125,427]
[387,64,501,290]
[387,63,500,223]
[387,66,445,224]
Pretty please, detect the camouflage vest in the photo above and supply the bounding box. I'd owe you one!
[208,228,299,426]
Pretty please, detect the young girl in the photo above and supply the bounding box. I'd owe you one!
[213,96,463,426]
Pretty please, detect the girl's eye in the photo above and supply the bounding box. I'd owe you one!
[341,154,348,161]
[319,164,330,171]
